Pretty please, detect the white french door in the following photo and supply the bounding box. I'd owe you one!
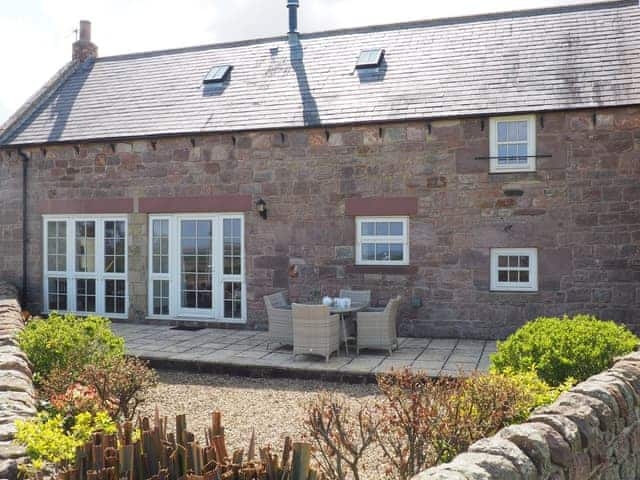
[148,214,245,323]
[179,219,214,317]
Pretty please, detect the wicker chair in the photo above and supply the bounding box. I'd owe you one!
[356,296,401,355]
[339,289,371,308]
[264,291,293,350]
[292,304,340,363]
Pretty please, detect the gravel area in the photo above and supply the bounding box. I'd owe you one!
[139,369,385,478]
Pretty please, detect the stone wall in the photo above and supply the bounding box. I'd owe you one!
[0,106,638,337]
[0,155,22,290]
[0,282,35,480]
[415,351,640,479]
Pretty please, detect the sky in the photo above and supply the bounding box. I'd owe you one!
[0,0,607,125]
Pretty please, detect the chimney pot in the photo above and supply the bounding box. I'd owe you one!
[79,20,91,42]
[72,20,98,62]
[287,0,299,35]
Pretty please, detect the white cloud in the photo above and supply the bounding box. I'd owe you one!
[0,0,609,125]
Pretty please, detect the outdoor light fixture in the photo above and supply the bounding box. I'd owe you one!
[256,198,267,219]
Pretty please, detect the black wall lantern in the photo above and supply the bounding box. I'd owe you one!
[256,198,267,219]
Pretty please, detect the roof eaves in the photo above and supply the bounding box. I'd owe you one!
[0,60,80,146]
[4,101,639,150]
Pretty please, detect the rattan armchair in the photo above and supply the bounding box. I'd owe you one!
[356,296,401,355]
[292,304,340,362]
[264,291,293,350]
[339,289,371,308]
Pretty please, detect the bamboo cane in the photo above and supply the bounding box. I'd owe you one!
[290,443,310,480]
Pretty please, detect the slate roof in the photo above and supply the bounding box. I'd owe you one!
[1,0,639,146]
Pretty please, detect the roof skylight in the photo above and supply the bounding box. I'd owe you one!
[203,65,232,84]
[356,49,384,69]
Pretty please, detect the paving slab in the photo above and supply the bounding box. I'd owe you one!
[428,339,460,350]
[416,350,452,363]
[388,348,425,360]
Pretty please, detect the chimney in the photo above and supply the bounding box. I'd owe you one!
[287,0,299,40]
[72,20,98,62]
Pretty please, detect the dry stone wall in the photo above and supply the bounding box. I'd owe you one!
[414,351,640,479]
[0,282,35,480]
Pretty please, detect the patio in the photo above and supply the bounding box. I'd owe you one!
[113,323,497,381]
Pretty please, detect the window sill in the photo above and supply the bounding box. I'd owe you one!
[490,289,538,293]
[346,265,418,275]
[489,169,536,175]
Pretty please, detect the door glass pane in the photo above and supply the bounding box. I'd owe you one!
[151,219,169,274]
[75,221,95,272]
[105,279,126,314]
[47,221,67,272]
[224,282,242,319]
[76,278,96,312]
[223,219,242,275]
[104,221,126,273]
[153,280,169,315]
[181,220,212,310]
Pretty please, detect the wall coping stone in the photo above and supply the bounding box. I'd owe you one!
[0,282,35,480]
[414,350,640,479]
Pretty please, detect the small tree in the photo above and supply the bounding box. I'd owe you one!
[305,393,379,480]
[375,369,534,480]
[77,356,158,420]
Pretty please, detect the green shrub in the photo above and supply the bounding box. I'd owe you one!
[491,314,638,386]
[15,411,116,472]
[488,368,574,420]
[18,312,124,384]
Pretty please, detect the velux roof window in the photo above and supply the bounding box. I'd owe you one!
[203,65,232,84]
[356,49,384,69]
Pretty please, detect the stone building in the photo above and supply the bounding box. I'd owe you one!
[0,1,638,338]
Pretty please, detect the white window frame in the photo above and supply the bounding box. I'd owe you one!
[489,114,536,173]
[147,213,246,324]
[490,248,538,292]
[355,216,409,266]
[42,215,129,318]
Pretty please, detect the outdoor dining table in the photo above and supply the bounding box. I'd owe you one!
[327,303,366,355]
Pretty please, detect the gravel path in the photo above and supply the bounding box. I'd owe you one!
[139,370,385,478]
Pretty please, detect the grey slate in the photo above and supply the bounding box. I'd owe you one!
[1,0,639,146]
